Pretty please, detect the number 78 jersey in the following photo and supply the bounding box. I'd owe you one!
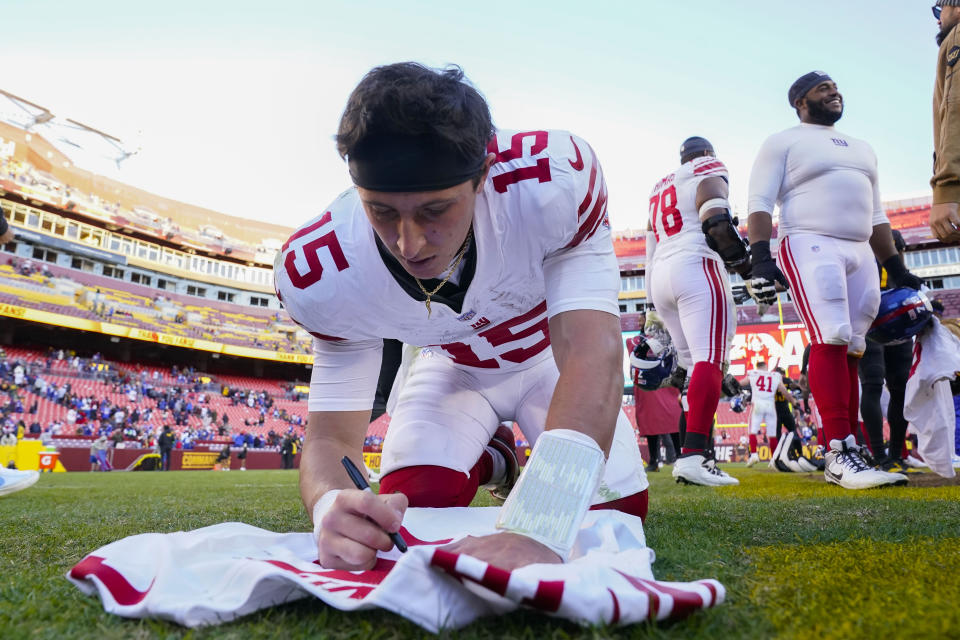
[648,156,729,263]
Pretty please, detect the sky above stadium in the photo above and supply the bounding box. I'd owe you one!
[0,0,938,233]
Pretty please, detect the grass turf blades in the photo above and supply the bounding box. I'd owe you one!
[1,467,958,639]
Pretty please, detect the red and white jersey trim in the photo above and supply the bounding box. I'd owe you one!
[68,509,725,631]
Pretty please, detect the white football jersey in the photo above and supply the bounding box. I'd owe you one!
[747,123,888,242]
[748,369,782,404]
[275,130,619,410]
[648,156,729,263]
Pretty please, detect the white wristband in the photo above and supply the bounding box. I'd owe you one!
[698,197,730,219]
[495,429,605,560]
[312,489,342,543]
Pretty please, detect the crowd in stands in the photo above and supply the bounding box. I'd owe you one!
[0,346,308,465]
[8,257,52,280]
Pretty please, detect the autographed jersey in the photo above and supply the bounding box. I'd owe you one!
[648,156,728,264]
[748,369,782,405]
[275,130,618,410]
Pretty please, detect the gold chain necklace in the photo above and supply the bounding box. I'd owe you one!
[414,229,472,318]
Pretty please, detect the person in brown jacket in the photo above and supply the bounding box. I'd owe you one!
[932,1,960,242]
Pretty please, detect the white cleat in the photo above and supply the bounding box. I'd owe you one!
[903,455,929,469]
[745,452,760,468]
[0,468,39,497]
[673,454,735,486]
[703,457,740,485]
[824,436,907,489]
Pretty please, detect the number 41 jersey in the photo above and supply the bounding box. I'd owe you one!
[648,156,729,264]
[747,369,782,405]
[274,130,619,395]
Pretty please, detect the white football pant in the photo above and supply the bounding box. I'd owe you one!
[382,349,648,502]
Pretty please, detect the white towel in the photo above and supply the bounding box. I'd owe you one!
[904,318,960,478]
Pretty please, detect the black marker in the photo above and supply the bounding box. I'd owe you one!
[340,456,408,553]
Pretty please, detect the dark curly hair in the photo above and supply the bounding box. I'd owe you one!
[336,62,494,166]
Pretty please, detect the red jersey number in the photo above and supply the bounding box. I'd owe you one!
[439,302,550,368]
[649,185,683,242]
[283,211,349,289]
[755,375,772,392]
[489,131,553,193]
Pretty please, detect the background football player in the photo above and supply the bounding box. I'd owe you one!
[747,71,921,489]
[741,361,790,467]
[645,136,748,486]
[857,230,916,474]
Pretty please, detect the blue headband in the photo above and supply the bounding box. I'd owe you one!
[788,71,833,107]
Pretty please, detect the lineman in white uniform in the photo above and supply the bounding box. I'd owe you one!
[276,63,647,572]
[746,71,920,489]
[646,137,749,486]
[742,361,787,466]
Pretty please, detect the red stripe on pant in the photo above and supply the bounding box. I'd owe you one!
[701,259,718,363]
[704,259,727,364]
[779,237,823,344]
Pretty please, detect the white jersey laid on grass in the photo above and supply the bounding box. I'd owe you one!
[648,156,729,263]
[275,130,620,412]
[747,123,888,242]
[748,369,781,405]
[67,508,725,631]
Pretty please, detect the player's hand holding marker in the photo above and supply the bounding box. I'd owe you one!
[746,240,788,314]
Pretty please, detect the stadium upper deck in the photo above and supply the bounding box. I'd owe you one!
[0,121,289,265]
[3,114,960,366]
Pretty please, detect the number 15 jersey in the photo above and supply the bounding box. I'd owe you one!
[274,130,620,411]
[648,156,729,264]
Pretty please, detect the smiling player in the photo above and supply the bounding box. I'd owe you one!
[746,71,920,489]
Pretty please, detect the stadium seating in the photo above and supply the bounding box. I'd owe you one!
[0,252,312,355]
[1,153,273,261]
[1,347,310,443]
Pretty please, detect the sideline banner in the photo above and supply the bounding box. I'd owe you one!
[622,323,810,387]
[180,452,219,470]
[363,452,381,472]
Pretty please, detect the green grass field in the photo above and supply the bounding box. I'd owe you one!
[2,466,959,639]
